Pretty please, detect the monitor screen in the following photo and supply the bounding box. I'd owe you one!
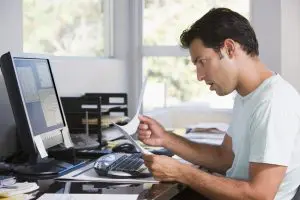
[14,58,64,136]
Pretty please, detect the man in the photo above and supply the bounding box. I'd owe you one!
[138,8,300,200]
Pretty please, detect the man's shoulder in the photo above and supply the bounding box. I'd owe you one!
[254,75,300,106]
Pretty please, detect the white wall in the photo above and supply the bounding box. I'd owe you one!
[51,57,127,97]
[0,0,22,55]
[251,0,282,74]
[252,0,300,92]
[281,0,300,91]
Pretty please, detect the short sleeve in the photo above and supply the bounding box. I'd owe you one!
[249,100,299,166]
[227,123,233,137]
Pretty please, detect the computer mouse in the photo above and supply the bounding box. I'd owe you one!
[112,143,137,153]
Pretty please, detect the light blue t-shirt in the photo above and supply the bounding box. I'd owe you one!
[226,74,300,200]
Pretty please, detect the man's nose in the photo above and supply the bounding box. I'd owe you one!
[196,67,205,81]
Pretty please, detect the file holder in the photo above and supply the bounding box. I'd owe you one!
[60,93,128,158]
[81,96,102,146]
[61,93,128,135]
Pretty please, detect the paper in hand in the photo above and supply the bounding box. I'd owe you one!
[113,77,152,155]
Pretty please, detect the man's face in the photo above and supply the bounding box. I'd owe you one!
[189,39,238,96]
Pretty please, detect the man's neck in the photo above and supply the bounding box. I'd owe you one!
[236,57,273,96]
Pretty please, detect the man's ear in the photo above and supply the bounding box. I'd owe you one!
[223,39,235,58]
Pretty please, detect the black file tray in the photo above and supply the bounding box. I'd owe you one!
[60,93,128,134]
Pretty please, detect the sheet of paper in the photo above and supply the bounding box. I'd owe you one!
[0,182,39,197]
[101,127,124,141]
[186,138,224,145]
[56,162,158,184]
[113,125,152,155]
[38,194,138,200]
[184,131,225,145]
[185,132,225,139]
[113,77,152,155]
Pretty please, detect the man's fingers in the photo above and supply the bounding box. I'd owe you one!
[138,130,151,138]
[143,154,155,162]
[138,136,151,142]
[139,115,156,125]
[138,123,149,130]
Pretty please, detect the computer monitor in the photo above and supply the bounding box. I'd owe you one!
[0,52,84,177]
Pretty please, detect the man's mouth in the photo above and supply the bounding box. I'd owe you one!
[206,82,215,90]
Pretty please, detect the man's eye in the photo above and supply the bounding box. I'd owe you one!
[194,58,208,66]
[198,59,207,65]
[200,59,207,64]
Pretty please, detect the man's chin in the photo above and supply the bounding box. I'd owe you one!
[216,90,229,96]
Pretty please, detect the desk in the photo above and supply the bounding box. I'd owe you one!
[34,180,209,200]
[6,129,220,199]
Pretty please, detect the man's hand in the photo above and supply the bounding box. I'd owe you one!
[143,154,184,182]
[138,115,169,147]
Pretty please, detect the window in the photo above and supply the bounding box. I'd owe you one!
[23,0,110,57]
[143,0,250,46]
[143,57,197,110]
[142,0,250,111]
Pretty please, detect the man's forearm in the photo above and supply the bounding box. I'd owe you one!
[179,165,262,200]
[163,133,232,173]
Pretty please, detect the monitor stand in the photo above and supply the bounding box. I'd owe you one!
[12,148,87,178]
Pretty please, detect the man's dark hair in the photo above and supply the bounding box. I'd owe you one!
[180,8,259,57]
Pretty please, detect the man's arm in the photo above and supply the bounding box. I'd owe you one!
[178,162,287,200]
[164,133,234,173]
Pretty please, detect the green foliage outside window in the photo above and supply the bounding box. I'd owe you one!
[23,0,104,56]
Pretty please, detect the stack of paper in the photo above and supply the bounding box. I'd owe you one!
[0,182,39,199]
[0,176,16,188]
[187,122,229,132]
[184,122,228,145]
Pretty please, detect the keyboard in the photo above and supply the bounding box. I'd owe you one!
[94,153,151,178]
[107,153,144,172]
[71,134,99,150]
